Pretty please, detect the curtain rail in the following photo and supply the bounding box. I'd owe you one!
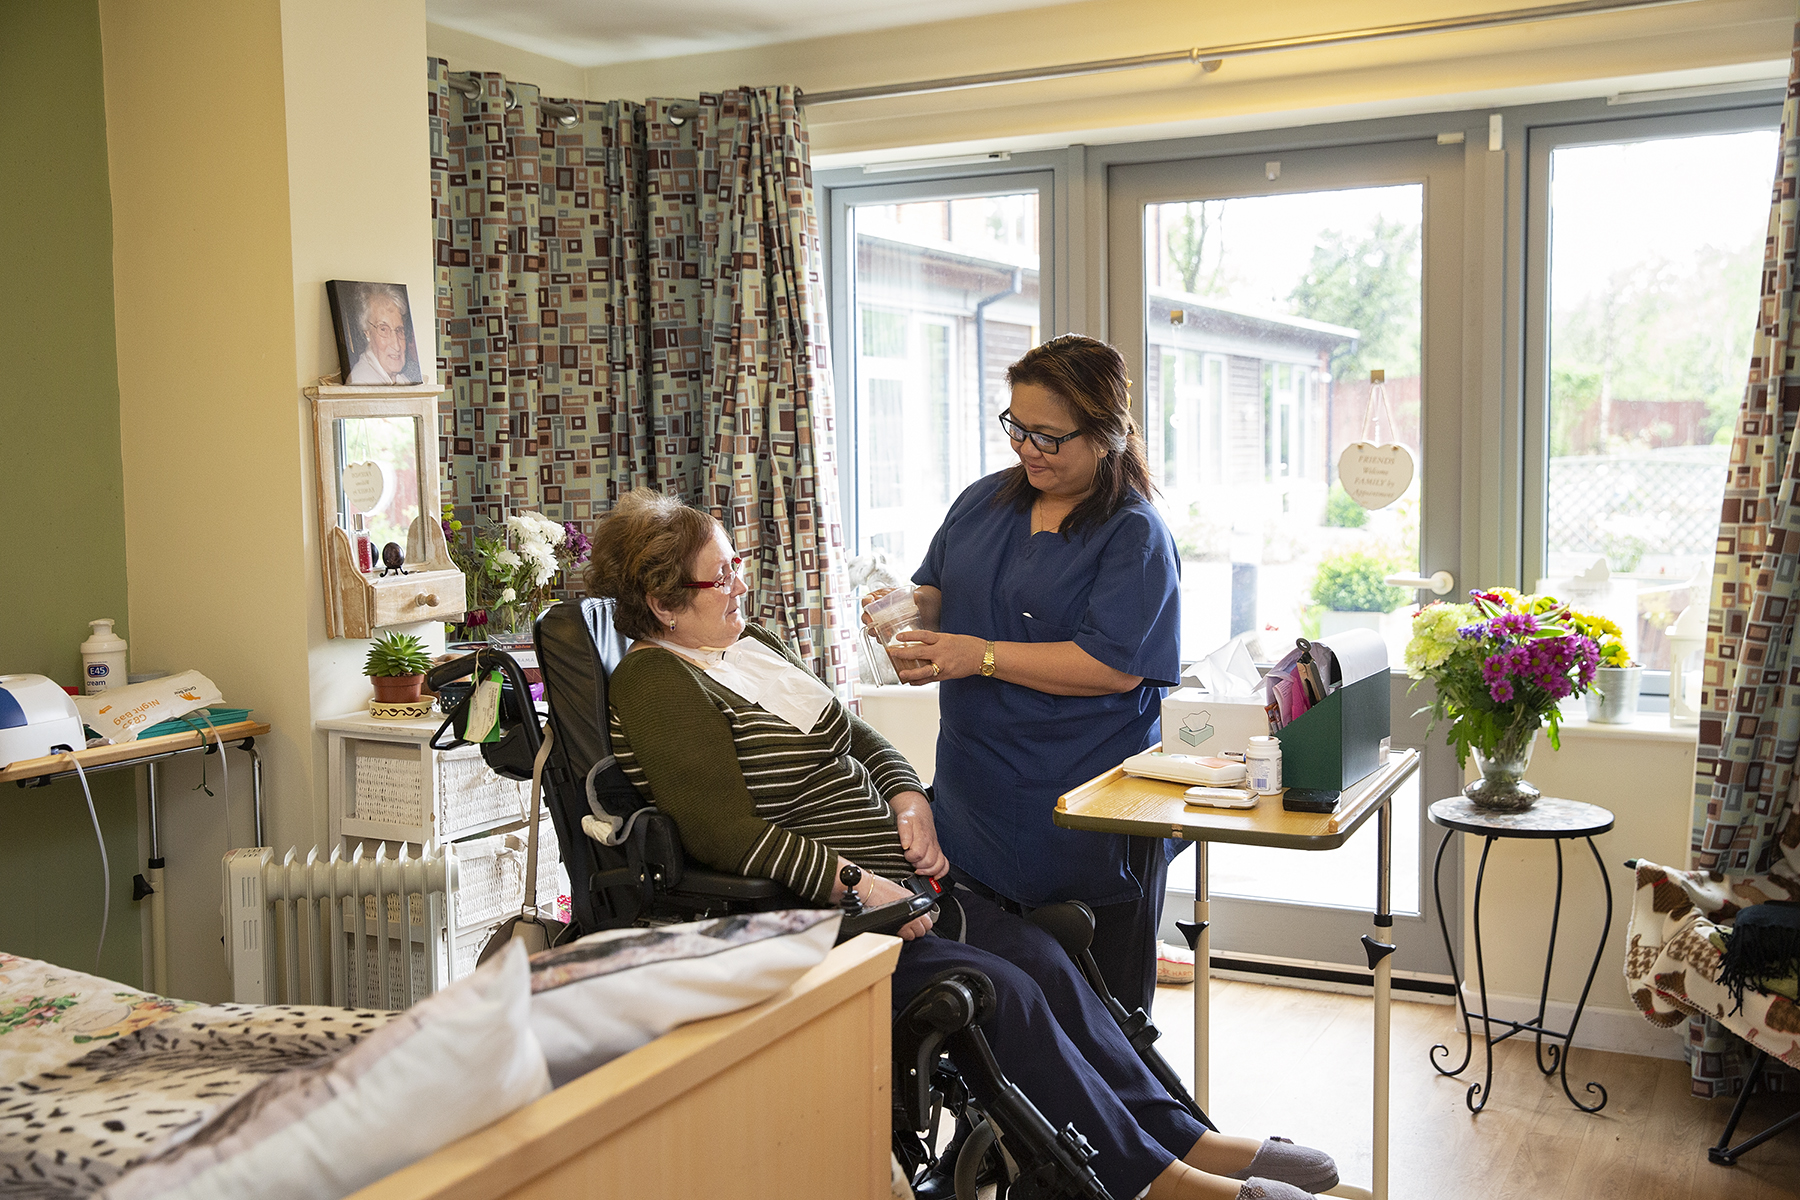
[446,70,698,125]
[798,0,1706,107]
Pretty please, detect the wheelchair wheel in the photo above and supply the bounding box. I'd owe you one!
[953,1117,1001,1200]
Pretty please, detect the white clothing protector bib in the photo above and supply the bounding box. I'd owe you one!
[652,636,834,733]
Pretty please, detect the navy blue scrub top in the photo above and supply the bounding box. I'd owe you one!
[913,472,1182,907]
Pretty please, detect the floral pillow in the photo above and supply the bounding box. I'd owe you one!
[0,954,195,1083]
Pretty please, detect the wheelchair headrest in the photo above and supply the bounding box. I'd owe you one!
[535,597,633,796]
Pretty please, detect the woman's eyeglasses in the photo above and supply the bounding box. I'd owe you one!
[682,556,744,589]
[998,409,1083,455]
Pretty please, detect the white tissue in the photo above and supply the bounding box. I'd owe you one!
[1186,635,1264,699]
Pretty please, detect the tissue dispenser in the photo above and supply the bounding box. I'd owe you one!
[0,674,84,768]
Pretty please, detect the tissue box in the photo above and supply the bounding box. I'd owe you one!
[1162,687,1270,757]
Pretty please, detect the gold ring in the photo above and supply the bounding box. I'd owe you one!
[931,662,941,677]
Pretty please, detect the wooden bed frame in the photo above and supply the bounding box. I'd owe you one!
[347,933,902,1200]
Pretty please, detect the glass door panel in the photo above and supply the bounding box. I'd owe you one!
[1143,187,1424,668]
[1111,140,1465,980]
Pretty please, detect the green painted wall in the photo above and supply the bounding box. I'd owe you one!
[0,0,139,985]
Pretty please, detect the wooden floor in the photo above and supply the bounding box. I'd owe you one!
[1146,978,1800,1200]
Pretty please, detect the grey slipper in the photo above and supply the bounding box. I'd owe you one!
[1235,1178,1315,1200]
[1229,1137,1338,1194]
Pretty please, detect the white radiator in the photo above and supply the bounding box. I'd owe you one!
[224,844,459,1009]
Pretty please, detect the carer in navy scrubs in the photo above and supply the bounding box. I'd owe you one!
[891,334,1182,1015]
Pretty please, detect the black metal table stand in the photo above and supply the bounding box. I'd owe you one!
[1426,795,1615,1114]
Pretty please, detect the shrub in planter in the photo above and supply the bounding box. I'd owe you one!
[1309,548,1410,614]
[1325,481,1369,529]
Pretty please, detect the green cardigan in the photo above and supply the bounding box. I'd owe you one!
[607,625,927,904]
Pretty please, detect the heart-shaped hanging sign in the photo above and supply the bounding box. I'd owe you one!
[342,460,388,514]
[1337,441,1414,510]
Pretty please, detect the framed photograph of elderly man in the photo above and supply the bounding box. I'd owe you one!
[326,280,424,386]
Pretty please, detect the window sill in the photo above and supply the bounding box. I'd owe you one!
[1550,707,1697,744]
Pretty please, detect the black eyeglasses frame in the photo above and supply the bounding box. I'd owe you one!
[998,409,1083,455]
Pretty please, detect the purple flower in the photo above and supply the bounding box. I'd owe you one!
[561,522,591,566]
[1488,612,1538,638]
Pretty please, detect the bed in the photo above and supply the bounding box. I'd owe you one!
[0,932,900,1200]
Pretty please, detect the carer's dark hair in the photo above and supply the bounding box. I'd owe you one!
[993,334,1154,537]
[583,488,719,640]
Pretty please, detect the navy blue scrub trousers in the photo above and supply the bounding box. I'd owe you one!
[890,888,1209,1200]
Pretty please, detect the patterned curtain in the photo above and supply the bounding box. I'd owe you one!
[426,61,854,686]
[1688,18,1800,1098]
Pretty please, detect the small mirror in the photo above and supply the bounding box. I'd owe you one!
[334,415,421,552]
[309,382,462,639]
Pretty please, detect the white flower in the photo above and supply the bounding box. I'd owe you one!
[492,549,522,569]
[499,587,517,604]
[512,511,565,547]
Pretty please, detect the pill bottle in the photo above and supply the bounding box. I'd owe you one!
[80,619,129,695]
[1245,735,1283,795]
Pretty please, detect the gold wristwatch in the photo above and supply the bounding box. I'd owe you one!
[981,641,996,677]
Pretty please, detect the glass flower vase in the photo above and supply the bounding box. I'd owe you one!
[1463,731,1541,813]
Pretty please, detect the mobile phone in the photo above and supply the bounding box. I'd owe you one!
[1282,787,1341,813]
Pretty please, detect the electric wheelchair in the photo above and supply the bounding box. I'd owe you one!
[427,597,1214,1200]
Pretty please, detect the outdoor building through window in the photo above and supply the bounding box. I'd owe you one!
[847,192,1041,566]
[1144,188,1423,665]
[1543,129,1776,674]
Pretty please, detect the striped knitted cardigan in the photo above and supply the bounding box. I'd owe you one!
[607,625,927,904]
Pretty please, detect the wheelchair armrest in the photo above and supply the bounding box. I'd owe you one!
[669,866,799,903]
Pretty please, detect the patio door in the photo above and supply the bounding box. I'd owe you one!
[1109,140,1467,983]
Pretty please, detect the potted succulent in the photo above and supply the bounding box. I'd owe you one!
[364,632,434,703]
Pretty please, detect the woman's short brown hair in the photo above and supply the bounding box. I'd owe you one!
[583,489,720,640]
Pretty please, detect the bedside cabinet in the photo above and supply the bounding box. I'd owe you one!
[318,710,566,979]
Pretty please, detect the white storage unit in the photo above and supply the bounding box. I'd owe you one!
[317,711,567,982]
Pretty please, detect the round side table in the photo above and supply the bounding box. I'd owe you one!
[1427,795,1615,1114]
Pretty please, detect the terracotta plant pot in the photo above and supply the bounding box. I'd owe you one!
[370,673,425,704]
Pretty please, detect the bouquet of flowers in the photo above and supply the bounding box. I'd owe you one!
[444,506,591,640]
[1404,588,1602,769]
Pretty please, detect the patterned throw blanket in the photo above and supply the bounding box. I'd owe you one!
[0,953,397,1198]
[1623,859,1800,1077]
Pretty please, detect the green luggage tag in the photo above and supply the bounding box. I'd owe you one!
[466,669,504,743]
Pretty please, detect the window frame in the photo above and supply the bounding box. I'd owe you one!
[822,170,1057,554]
[1522,104,1781,696]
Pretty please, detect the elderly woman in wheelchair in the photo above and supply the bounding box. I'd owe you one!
[583,489,1337,1200]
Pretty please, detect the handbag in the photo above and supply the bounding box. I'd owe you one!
[477,722,568,963]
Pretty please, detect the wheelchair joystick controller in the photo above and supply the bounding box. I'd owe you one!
[833,863,940,944]
[838,864,866,917]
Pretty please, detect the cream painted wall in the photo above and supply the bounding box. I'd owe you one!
[280,0,444,767]
[570,0,1791,162]
[1455,720,1699,1058]
[99,0,308,1002]
[99,0,439,1001]
[426,21,587,96]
